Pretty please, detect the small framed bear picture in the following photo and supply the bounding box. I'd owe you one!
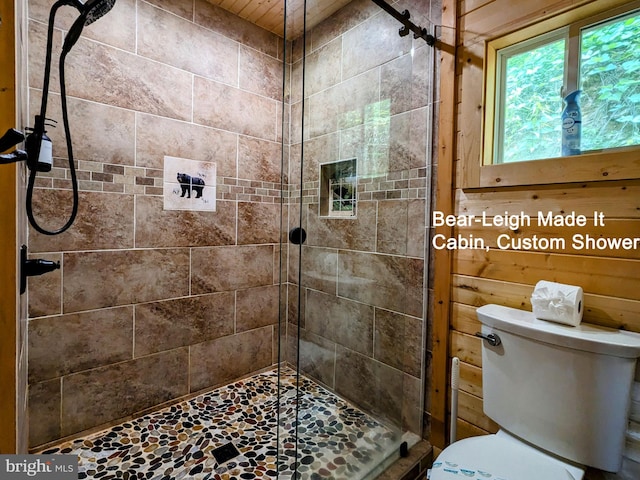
[163,156,216,212]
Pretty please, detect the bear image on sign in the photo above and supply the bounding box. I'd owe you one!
[176,172,205,199]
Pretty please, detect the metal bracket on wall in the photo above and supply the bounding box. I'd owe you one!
[20,245,60,295]
[370,0,436,45]
[0,128,27,165]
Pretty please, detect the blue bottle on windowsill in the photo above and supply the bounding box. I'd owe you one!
[561,90,581,156]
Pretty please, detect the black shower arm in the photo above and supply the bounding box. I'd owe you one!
[370,0,435,45]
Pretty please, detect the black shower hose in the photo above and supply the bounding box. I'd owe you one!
[26,6,79,236]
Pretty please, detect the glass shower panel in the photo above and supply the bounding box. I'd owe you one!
[276,1,304,479]
[289,1,434,478]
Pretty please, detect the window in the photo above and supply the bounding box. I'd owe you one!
[490,4,640,164]
[328,177,356,216]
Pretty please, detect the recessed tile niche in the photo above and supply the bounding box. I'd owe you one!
[163,156,217,212]
[320,159,357,218]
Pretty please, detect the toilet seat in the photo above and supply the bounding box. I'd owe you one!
[428,431,584,480]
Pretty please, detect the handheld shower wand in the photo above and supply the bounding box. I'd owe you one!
[25,0,116,235]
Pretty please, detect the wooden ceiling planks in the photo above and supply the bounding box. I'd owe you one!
[205,0,354,37]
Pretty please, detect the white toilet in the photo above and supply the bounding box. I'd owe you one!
[429,303,640,480]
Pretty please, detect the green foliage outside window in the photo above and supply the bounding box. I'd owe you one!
[503,39,565,162]
[498,10,639,163]
[581,14,640,150]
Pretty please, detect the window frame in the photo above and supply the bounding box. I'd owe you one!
[479,0,640,188]
[493,28,568,164]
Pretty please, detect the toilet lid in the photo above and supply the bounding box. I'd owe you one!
[428,434,576,480]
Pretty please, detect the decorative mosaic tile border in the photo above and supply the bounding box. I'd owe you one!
[40,368,400,480]
[287,168,428,205]
[34,161,425,206]
[34,160,284,204]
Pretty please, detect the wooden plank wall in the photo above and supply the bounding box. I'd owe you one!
[433,0,640,472]
[0,0,17,453]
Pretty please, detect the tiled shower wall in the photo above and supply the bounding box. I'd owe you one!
[26,0,285,448]
[284,0,440,438]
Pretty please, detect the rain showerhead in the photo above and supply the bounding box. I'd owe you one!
[83,0,117,25]
[63,0,116,53]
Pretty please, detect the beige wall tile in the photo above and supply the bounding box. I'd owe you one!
[305,201,376,251]
[84,0,137,52]
[27,253,62,318]
[236,285,279,332]
[335,346,404,427]
[144,0,194,20]
[29,0,136,52]
[304,38,342,98]
[65,38,192,121]
[309,0,377,52]
[65,96,136,165]
[62,349,189,436]
[289,58,303,105]
[239,45,283,100]
[389,108,429,172]
[299,328,337,388]
[289,101,304,147]
[63,249,190,312]
[135,293,235,356]
[34,0,136,53]
[237,202,280,245]
[138,1,239,85]
[300,246,338,294]
[135,196,236,248]
[194,0,279,58]
[29,0,76,29]
[28,20,61,94]
[28,307,134,383]
[381,44,431,115]
[374,308,423,378]
[238,136,283,184]
[190,327,273,391]
[191,245,275,294]
[136,114,238,175]
[305,289,374,355]
[377,200,409,255]
[402,372,423,434]
[28,378,61,448]
[342,10,410,81]
[308,68,380,139]
[407,199,426,258]
[287,283,302,326]
[24,0,432,447]
[299,133,340,184]
[194,77,278,140]
[338,250,424,317]
[24,0,290,446]
[29,191,135,253]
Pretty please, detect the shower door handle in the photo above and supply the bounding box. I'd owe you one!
[288,227,307,245]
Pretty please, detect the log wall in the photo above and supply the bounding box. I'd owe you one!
[432,0,640,476]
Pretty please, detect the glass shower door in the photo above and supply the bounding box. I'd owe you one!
[285,0,435,478]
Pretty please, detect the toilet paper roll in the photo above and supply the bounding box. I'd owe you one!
[530,280,584,326]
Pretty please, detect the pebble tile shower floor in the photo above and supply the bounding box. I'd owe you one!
[41,368,400,479]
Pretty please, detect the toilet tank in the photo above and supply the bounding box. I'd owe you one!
[476,304,640,473]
